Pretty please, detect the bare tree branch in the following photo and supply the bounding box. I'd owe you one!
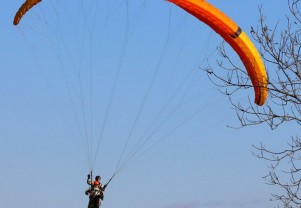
[204,0,301,207]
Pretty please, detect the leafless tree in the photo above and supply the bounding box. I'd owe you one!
[204,0,301,207]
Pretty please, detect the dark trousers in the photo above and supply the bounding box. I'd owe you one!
[88,197,101,208]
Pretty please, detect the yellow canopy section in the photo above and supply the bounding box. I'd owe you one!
[169,0,268,106]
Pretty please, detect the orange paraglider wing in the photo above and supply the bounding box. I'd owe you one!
[168,0,268,106]
[13,0,42,25]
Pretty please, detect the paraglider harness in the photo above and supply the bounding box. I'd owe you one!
[85,172,112,201]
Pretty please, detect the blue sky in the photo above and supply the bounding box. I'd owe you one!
[0,1,292,208]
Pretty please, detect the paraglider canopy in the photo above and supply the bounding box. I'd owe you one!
[168,0,268,106]
[13,0,42,25]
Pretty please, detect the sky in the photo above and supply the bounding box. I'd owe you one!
[0,1,294,208]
